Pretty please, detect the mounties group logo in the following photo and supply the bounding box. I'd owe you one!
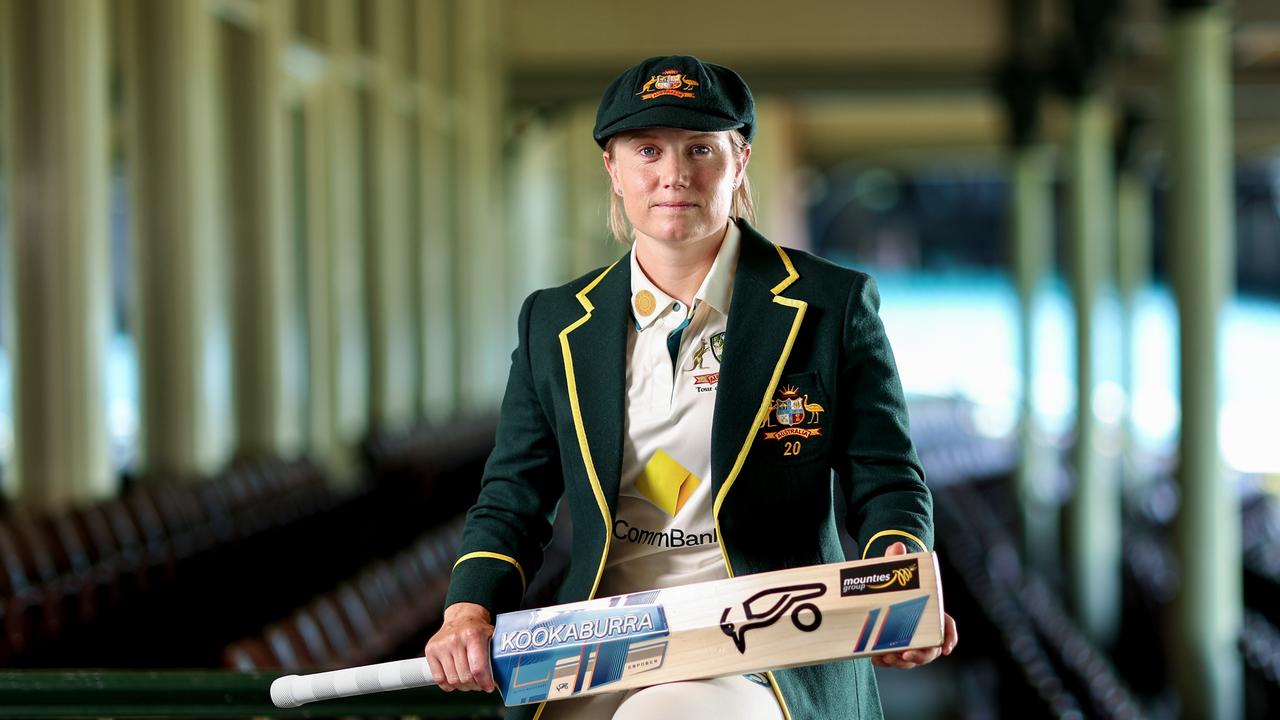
[840,558,920,597]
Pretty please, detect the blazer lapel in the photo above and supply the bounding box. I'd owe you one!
[559,256,631,516]
[711,222,808,523]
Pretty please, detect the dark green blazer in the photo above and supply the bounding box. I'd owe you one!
[445,220,931,720]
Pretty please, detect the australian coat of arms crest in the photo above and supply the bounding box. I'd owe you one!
[760,385,824,442]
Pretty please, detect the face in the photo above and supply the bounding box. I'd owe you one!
[603,128,749,248]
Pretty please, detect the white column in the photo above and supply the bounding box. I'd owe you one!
[416,0,460,422]
[0,0,113,508]
[365,0,416,429]
[1010,143,1059,570]
[122,0,234,477]
[1063,94,1121,647]
[508,118,572,302]
[566,101,615,275]
[226,1,304,456]
[454,0,508,410]
[1167,4,1241,718]
[1115,166,1152,493]
[322,0,370,453]
[298,82,344,469]
[748,99,809,250]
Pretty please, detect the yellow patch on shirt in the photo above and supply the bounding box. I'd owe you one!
[636,450,700,517]
[634,290,656,316]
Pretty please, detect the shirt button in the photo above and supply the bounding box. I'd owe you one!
[673,302,681,311]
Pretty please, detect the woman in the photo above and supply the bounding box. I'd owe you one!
[425,55,957,720]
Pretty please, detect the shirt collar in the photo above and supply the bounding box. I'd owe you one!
[629,220,741,330]
[695,219,739,316]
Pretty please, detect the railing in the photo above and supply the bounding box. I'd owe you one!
[0,670,503,718]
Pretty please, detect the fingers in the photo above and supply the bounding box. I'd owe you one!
[451,638,477,690]
[422,650,453,691]
[429,638,476,691]
[871,647,940,670]
[942,612,959,655]
[900,647,941,666]
[425,619,494,693]
[424,645,455,692]
[871,614,960,670]
[466,627,496,692]
[883,541,908,557]
[873,543,944,670]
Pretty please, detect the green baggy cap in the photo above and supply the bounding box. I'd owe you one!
[593,55,755,149]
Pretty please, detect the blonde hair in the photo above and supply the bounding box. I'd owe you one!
[605,130,755,245]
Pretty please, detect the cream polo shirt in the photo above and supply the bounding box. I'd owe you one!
[596,222,741,598]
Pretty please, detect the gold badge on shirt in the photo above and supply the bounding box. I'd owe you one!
[634,290,656,316]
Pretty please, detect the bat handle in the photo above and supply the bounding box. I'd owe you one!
[269,657,436,708]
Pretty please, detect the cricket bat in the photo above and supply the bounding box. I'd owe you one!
[271,550,944,708]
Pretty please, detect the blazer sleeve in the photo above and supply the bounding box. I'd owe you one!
[832,274,933,560]
[445,290,565,614]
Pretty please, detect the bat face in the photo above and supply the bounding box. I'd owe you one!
[489,552,944,707]
[491,590,671,705]
[718,582,826,653]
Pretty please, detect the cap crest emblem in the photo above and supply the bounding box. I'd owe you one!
[637,69,699,101]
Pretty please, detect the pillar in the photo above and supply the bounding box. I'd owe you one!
[748,99,809,251]
[1167,2,1241,717]
[321,0,370,453]
[364,0,416,429]
[0,0,113,508]
[454,0,508,410]
[1011,143,1059,570]
[508,118,571,301]
[566,101,614,276]
[1114,131,1152,493]
[225,1,304,457]
[122,0,233,478]
[1063,94,1122,647]
[416,0,460,422]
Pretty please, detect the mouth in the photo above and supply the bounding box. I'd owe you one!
[653,201,699,209]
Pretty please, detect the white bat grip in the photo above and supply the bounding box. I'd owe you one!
[270,657,436,708]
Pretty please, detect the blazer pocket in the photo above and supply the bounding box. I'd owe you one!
[754,371,831,465]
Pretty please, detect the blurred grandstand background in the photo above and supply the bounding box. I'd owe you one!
[0,0,1278,717]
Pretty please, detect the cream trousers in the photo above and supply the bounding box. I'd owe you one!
[538,674,785,720]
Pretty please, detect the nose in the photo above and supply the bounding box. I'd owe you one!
[659,152,690,189]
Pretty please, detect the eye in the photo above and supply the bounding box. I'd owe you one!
[637,145,659,158]
[690,145,713,157]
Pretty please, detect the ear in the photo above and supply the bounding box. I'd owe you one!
[734,144,751,187]
[602,150,623,196]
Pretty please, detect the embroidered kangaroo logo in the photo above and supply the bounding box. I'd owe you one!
[687,339,711,371]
